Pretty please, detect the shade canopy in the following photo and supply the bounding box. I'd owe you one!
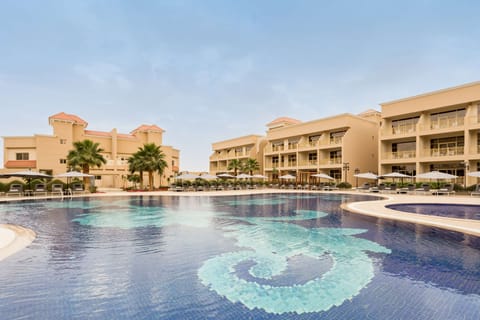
[236,173,252,179]
[415,171,457,180]
[175,173,201,180]
[279,174,296,180]
[251,174,267,179]
[55,171,94,178]
[354,172,378,180]
[311,173,334,180]
[0,170,52,179]
[467,171,480,178]
[380,172,412,178]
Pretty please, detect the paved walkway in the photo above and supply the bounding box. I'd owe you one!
[1,189,479,260]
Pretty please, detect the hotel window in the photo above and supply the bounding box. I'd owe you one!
[392,165,415,176]
[308,135,321,146]
[391,117,418,134]
[430,109,465,129]
[16,152,29,160]
[329,169,341,180]
[329,150,342,164]
[478,132,480,153]
[288,138,299,150]
[391,141,416,158]
[235,147,243,156]
[329,131,346,144]
[272,156,279,165]
[272,141,284,151]
[60,139,67,144]
[430,136,464,156]
[59,159,67,164]
[287,154,296,166]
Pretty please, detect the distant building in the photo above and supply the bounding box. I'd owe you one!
[1,112,180,188]
[263,111,380,183]
[379,81,480,186]
[210,135,266,174]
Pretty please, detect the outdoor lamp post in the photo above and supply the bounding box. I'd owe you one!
[354,168,360,188]
[462,161,469,189]
[343,162,350,183]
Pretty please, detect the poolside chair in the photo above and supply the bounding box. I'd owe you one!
[6,184,23,197]
[33,183,48,196]
[415,184,430,194]
[51,184,65,196]
[471,184,480,196]
[71,183,85,194]
[384,183,397,193]
[356,183,370,192]
[432,184,455,196]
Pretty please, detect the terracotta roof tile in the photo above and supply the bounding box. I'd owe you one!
[49,112,88,126]
[5,160,37,168]
[131,124,164,134]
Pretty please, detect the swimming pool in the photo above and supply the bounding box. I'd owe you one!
[387,203,480,221]
[1,193,479,319]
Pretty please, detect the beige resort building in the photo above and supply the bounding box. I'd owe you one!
[209,135,266,174]
[210,110,381,185]
[379,81,480,187]
[1,112,180,188]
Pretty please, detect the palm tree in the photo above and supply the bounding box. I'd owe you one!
[67,139,107,185]
[128,153,145,189]
[243,158,260,175]
[129,143,167,191]
[227,159,243,176]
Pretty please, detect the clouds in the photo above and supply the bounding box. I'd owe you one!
[1,1,480,171]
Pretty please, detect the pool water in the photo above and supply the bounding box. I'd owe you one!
[1,194,479,319]
[387,203,480,220]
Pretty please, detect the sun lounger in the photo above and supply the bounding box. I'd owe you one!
[356,183,370,192]
[431,184,455,196]
[71,183,85,194]
[415,184,431,194]
[34,183,48,196]
[6,184,23,197]
[471,184,480,196]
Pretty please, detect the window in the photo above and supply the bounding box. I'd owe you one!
[59,159,67,164]
[391,117,419,134]
[95,175,102,180]
[430,109,465,129]
[392,165,415,176]
[430,136,464,156]
[16,153,29,160]
[60,139,67,144]
[330,131,346,144]
[391,141,416,158]
[330,150,342,163]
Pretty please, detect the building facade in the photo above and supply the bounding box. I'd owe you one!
[263,111,380,184]
[2,112,180,188]
[209,134,266,175]
[379,81,480,187]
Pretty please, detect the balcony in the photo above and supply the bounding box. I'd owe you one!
[425,146,464,157]
[265,145,285,153]
[420,117,465,132]
[329,137,343,145]
[384,150,416,160]
[298,159,318,166]
[319,158,342,166]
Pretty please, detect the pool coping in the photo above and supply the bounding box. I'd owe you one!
[1,189,480,259]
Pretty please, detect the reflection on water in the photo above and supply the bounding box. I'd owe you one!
[0,194,479,319]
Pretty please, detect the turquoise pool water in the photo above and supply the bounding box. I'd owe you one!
[0,193,479,319]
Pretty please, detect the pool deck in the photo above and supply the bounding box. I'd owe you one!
[1,189,480,259]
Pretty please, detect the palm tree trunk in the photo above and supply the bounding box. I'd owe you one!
[149,171,153,191]
[139,171,144,189]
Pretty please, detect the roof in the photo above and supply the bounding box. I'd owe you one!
[4,160,37,168]
[49,112,88,126]
[131,124,164,134]
[84,130,138,140]
[266,117,302,126]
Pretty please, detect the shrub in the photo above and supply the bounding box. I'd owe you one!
[337,182,352,189]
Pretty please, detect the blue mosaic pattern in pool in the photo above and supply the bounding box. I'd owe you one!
[0,194,479,319]
[387,203,480,220]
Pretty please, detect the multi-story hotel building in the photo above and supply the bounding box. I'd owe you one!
[209,135,266,174]
[1,112,180,188]
[379,81,480,186]
[263,111,380,183]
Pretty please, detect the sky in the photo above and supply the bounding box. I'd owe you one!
[1,0,479,172]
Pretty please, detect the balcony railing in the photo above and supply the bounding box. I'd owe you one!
[386,150,416,159]
[329,137,343,145]
[391,124,416,135]
[288,144,298,150]
[319,158,342,165]
[298,159,318,166]
[420,117,465,131]
[426,146,464,157]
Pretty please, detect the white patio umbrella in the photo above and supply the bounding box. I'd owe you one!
[415,171,457,180]
[175,173,201,180]
[199,174,218,180]
[217,173,235,178]
[467,171,480,178]
[0,170,52,189]
[236,173,252,179]
[55,171,94,189]
[251,174,267,179]
[380,172,411,179]
[311,173,334,180]
[279,174,296,180]
[354,172,378,180]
